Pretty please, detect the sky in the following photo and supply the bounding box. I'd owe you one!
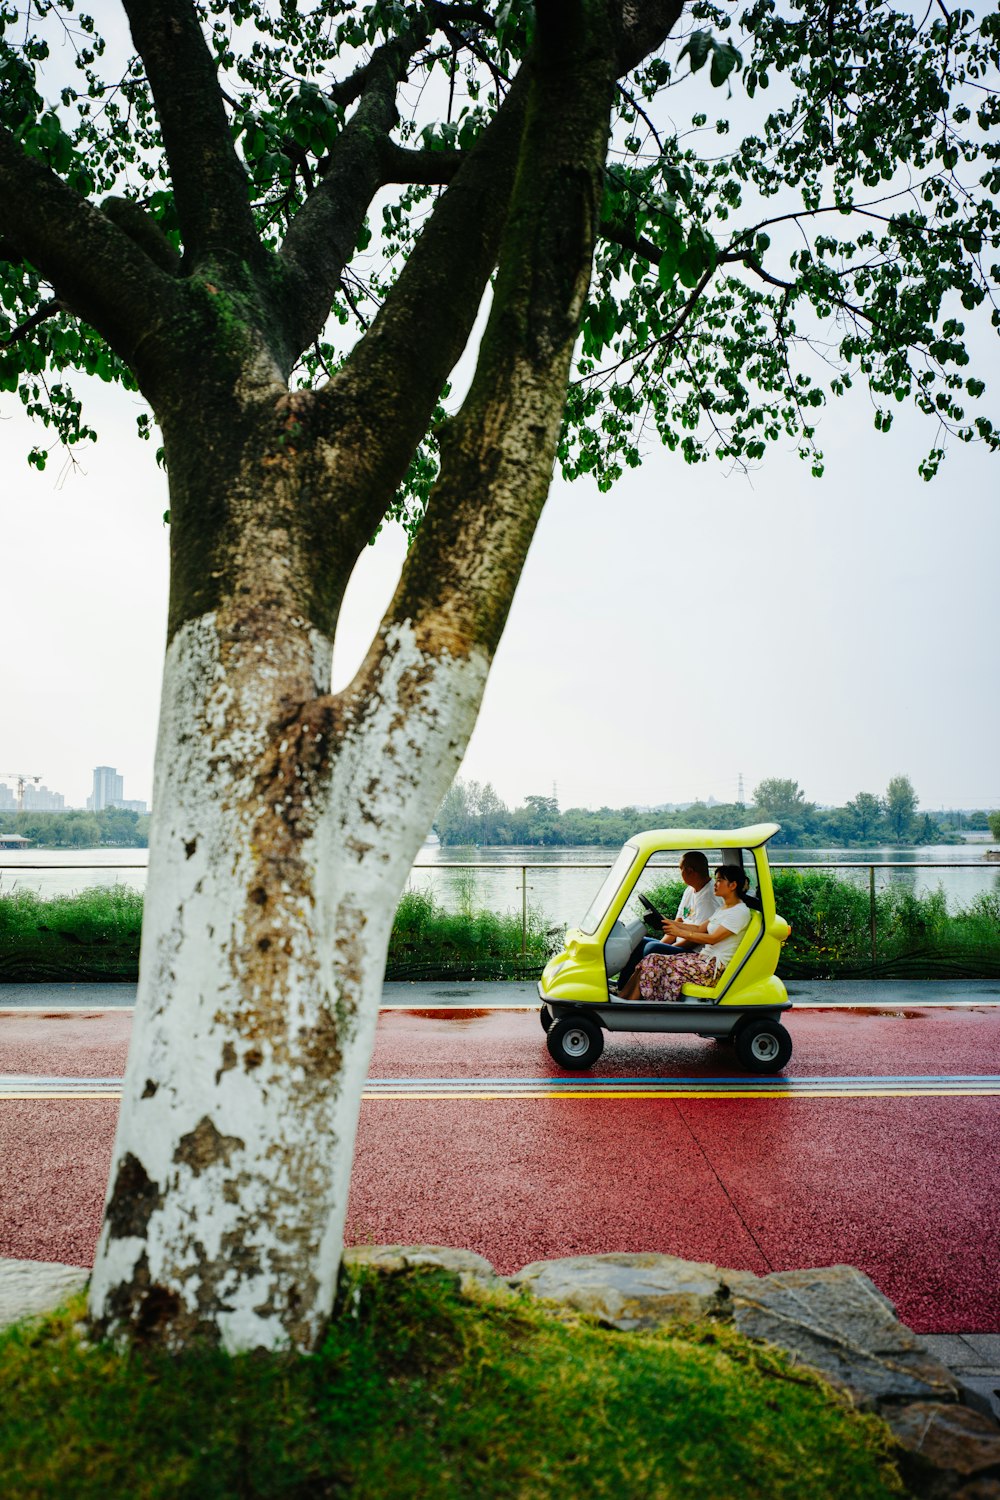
[2,3,998,817]
[3,363,997,815]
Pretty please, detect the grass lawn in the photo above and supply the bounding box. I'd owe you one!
[0,1265,904,1498]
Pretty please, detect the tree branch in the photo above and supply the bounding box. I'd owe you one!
[0,298,63,348]
[343,0,622,683]
[316,0,686,563]
[0,121,184,370]
[312,65,533,558]
[600,218,663,263]
[278,31,427,357]
[121,0,263,272]
[379,143,464,184]
[617,81,665,151]
[617,0,685,74]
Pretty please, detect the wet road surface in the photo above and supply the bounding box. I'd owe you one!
[2,1004,998,1332]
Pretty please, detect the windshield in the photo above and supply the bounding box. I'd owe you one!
[578,846,638,935]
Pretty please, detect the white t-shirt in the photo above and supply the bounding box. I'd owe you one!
[706,901,753,966]
[674,882,721,929]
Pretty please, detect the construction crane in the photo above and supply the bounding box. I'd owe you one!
[1,773,42,813]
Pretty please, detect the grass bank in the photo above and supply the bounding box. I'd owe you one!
[0,886,143,981]
[386,887,556,979]
[0,1267,903,1499]
[2,872,997,982]
[0,885,556,983]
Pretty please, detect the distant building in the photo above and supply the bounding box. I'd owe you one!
[0,832,31,847]
[22,784,65,811]
[0,783,15,811]
[87,765,124,812]
[85,766,148,814]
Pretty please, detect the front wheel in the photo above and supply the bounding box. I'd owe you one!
[734,1018,792,1074]
[547,1015,604,1070]
[539,1006,553,1033]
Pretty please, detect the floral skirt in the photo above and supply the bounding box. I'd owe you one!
[637,950,718,1003]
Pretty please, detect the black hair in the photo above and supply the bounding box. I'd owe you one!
[715,864,749,895]
[680,850,710,878]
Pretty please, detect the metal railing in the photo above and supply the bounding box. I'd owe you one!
[412,858,995,965]
[1,856,995,970]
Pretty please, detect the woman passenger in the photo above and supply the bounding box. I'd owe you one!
[615,865,753,1003]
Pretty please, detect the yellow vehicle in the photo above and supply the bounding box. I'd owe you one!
[538,824,793,1074]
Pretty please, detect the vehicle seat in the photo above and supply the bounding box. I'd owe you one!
[680,910,763,1002]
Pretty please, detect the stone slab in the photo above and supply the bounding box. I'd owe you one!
[884,1402,1000,1487]
[0,1257,88,1331]
[342,1244,501,1294]
[961,1337,1000,1367]
[729,1265,960,1410]
[925,1335,991,1369]
[510,1252,741,1330]
[953,1377,1000,1424]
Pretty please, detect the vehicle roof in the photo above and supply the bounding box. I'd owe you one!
[625,823,780,855]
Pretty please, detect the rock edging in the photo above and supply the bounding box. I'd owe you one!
[345,1247,1000,1497]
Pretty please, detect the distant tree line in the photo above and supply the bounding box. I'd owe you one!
[0,808,150,849]
[435,776,988,848]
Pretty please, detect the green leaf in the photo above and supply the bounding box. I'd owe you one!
[710,42,742,89]
[679,29,713,74]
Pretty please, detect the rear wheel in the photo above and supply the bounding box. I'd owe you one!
[734,1018,792,1074]
[546,1015,604,1070]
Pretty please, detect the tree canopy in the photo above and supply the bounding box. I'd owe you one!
[435,772,961,845]
[2,0,998,497]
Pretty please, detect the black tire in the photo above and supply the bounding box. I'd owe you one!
[546,1014,604,1070]
[734,1018,792,1074]
[539,1006,553,1033]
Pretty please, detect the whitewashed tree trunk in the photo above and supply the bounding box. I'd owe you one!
[88,603,488,1350]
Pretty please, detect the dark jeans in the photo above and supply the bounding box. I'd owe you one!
[615,938,687,988]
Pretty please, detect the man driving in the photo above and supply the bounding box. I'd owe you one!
[614,850,720,992]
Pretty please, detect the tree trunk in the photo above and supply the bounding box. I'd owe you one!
[86,396,489,1350]
[86,0,633,1353]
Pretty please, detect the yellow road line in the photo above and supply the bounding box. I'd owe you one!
[0,1091,123,1100]
[5,1086,1000,1102]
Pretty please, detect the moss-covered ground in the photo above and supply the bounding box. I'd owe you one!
[0,1266,904,1499]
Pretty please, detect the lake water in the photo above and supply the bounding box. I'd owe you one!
[2,840,997,931]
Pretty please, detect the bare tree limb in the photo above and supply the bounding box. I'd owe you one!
[345,0,632,680]
[315,0,688,558]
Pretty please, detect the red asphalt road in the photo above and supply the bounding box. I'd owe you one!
[2,1005,999,1333]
